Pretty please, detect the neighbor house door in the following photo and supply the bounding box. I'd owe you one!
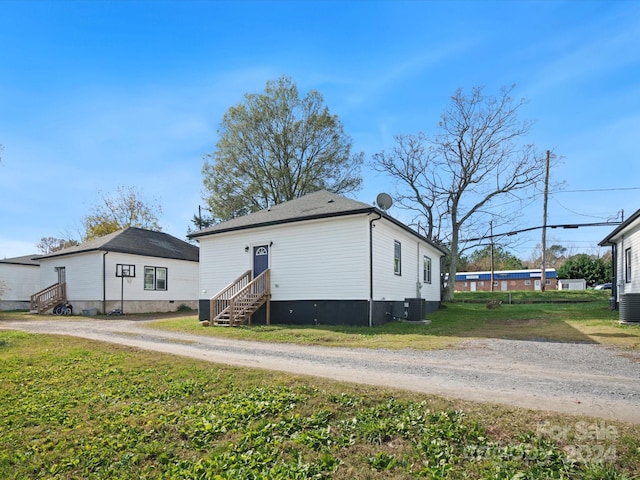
[470,282,476,292]
[534,279,541,291]
[253,245,269,277]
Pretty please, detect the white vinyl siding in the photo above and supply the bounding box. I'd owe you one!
[371,220,441,302]
[609,218,640,296]
[0,263,40,302]
[40,251,103,301]
[39,251,198,303]
[199,215,370,301]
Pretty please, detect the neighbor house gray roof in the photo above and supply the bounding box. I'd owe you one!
[0,254,41,266]
[599,208,640,246]
[189,190,446,254]
[38,227,199,262]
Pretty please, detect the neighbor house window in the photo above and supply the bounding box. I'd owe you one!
[145,266,167,291]
[626,248,632,283]
[394,241,401,275]
[423,256,432,284]
[524,280,531,286]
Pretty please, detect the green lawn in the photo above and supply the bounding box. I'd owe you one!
[144,292,639,351]
[1,330,638,479]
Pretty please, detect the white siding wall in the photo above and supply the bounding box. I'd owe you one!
[40,252,103,301]
[372,219,441,301]
[616,220,640,295]
[40,251,198,302]
[0,264,40,301]
[198,215,371,300]
[104,253,198,301]
[198,214,443,303]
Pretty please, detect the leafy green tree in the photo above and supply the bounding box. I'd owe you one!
[466,245,524,271]
[83,186,162,241]
[373,86,548,301]
[202,75,363,221]
[557,254,611,287]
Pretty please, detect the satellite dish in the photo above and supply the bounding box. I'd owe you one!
[376,192,393,211]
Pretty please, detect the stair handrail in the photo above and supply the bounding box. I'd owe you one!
[209,270,252,321]
[30,282,67,313]
[216,269,271,325]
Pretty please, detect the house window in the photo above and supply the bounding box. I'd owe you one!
[145,266,167,291]
[394,241,401,275]
[524,280,531,286]
[423,256,432,284]
[625,248,632,283]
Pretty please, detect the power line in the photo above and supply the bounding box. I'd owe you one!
[557,187,640,193]
[458,221,621,244]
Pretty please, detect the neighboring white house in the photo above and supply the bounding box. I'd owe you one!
[600,208,640,321]
[0,255,41,310]
[189,190,446,326]
[557,278,586,291]
[34,227,199,314]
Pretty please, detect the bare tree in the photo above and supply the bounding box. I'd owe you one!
[374,86,548,301]
[83,186,162,241]
[36,237,79,254]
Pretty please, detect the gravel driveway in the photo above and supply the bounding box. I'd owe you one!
[2,317,639,424]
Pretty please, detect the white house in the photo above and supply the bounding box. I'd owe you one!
[0,255,41,311]
[32,227,199,315]
[189,190,445,326]
[600,208,640,321]
[557,278,586,291]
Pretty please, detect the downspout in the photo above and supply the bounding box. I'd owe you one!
[611,242,618,308]
[369,211,382,328]
[102,251,108,314]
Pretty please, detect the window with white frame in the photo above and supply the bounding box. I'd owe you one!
[145,266,167,291]
[626,248,632,283]
[394,241,401,275]
[423,255,431,284]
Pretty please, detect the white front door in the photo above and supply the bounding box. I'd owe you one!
[470,282,477,292]
[501,281,508,291]
[534,280,541,291]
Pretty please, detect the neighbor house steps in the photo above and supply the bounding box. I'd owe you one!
[30,283,67,314]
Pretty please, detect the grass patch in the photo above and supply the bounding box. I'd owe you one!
[141,296,639,351]
[1,331,638,479]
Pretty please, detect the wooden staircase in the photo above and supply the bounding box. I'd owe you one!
[206,270,271,326]
[30,283,67,314]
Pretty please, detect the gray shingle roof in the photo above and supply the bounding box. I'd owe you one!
[189,190,375,238]
[38,227,199,262]
[189,190,446,255]
[0,254,42,266]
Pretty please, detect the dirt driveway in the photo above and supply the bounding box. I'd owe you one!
[2,317,639,424]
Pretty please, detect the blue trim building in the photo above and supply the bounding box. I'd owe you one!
[455,269,557,291]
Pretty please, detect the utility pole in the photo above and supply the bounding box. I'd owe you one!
[541,150,550,292]
[490,220,495,292]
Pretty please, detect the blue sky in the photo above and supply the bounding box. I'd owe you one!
[1,0,639,260]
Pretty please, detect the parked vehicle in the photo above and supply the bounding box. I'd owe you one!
[594,283,612,290]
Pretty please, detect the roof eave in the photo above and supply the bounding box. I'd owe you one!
[598,208,640,246]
